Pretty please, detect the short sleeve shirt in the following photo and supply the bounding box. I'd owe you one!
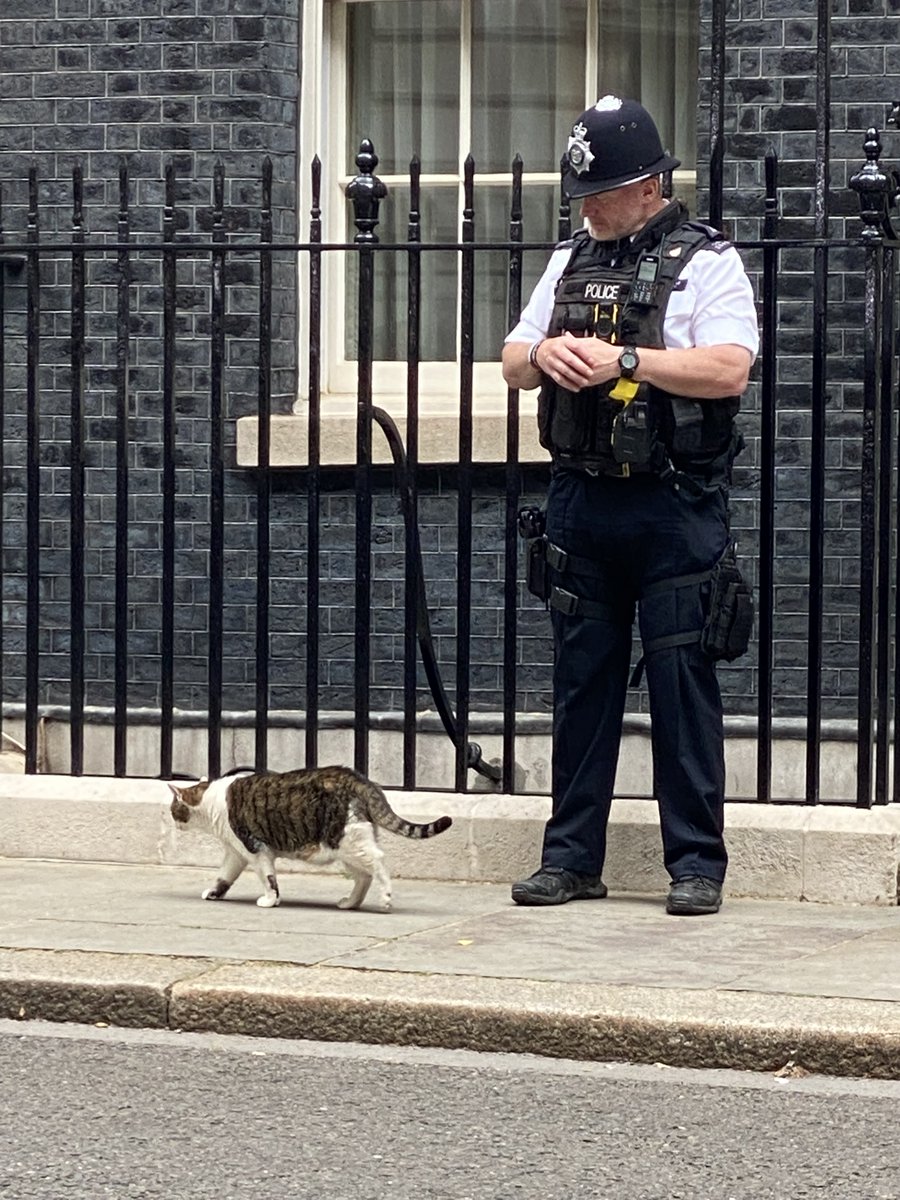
[505,230,760,359]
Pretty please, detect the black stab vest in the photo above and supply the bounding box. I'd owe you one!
[536,202,743,482]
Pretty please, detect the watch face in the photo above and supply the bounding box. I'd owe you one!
[619,348,638,374]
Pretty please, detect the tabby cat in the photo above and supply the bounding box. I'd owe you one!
[168,765,451,912]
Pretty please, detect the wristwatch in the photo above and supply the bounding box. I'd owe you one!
[618,345,640,379]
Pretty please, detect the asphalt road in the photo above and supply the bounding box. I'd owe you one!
[3,1020,900,1200]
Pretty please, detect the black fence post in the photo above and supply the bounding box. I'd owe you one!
[69,166,86,777]
[255,157,274,770]
[160,160,177,780]
[756,147,779,803]
[454,155,476,793]
[803,0,832,805]
[207,161,227,780]
[849,129,898,807]
[875,240,896,805]
[305,156,322,769]
[347,139,386,776]
[502,154,524,795]
[557,155,571,243]
[114,162,131,777]
[25,168,40,775]
[403,156,422,790]
[707,0,726,228]
[0,185,5,759]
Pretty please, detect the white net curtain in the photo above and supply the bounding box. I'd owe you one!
[343,0,698,361]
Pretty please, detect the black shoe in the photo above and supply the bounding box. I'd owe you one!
[666,875,723,916]
[511,866,608,907]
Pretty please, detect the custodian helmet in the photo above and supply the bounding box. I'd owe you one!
[563,96,681,198]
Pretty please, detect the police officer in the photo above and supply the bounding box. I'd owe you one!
[502,96,759,916]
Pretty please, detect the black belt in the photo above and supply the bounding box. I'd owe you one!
[552,455,655,478]
[553,454,707,496]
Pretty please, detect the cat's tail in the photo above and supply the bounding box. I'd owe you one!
[365,782,452,839]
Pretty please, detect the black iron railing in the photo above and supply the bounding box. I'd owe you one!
[0,112,898,805]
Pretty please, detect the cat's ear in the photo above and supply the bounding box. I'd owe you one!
[167,782,182,799]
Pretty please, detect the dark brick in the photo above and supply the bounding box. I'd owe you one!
[139,125,213,151]
[234,17,265,39]
[144,18,213,41]
[36,20,109,44]
[90,98,163,123]
[111,21,142,40]
[832,17,900,41]
[107,73,141,96]
[0,2,887,730]
[762,105,819,133]
[143,71,212,94]
[91,44,164,71]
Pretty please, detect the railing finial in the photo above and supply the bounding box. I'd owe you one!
[347,138,387,244]
[849,126,900,241]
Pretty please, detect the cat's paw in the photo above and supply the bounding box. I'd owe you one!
[256,894,280,908]
[201,888,223,901]
[371,898,392,914]
[336,895,360,910]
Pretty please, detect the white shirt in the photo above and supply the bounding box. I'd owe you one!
[506,234,760,359]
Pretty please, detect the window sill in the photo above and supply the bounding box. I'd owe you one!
[235,396,550,468]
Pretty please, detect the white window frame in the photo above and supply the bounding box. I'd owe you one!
[296,0,697,416]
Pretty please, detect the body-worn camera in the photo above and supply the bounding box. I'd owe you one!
[611,399,653,466]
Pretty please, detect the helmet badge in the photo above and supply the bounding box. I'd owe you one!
[567,121,594,176]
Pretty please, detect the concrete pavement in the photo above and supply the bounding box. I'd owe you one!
[2,772,900,1079]
[2,856,900,1080]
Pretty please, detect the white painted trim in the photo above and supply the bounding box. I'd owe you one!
[295,0,698,414]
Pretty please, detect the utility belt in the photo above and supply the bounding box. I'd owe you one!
[542,386,722,494]
[552,451,707,498]
[517,508,754,670]
[552,454,656,479]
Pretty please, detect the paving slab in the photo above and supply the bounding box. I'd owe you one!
[320,899,900,992]
[0,859,501,939]
[732,930,900,1003]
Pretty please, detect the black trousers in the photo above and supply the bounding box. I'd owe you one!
[542,468,729,883]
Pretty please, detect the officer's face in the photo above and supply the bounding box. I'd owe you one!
[580,178,663,241]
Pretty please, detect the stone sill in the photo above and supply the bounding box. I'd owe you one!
[235,399,551,468]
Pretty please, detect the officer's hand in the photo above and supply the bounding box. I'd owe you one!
[535,333,591,390]
[545,332,620,391]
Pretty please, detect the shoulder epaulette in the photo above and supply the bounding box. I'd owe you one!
[555,237,577,251]
[683,219,722,238]
[677,220,733,252]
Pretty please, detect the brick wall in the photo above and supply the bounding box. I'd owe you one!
[697,0,899,718]
[0,0,300,423]
[0,1,897,741]
[0,0,304,720]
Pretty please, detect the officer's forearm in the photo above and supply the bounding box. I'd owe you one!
[631,344,753,398]
[501,340,542,390]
